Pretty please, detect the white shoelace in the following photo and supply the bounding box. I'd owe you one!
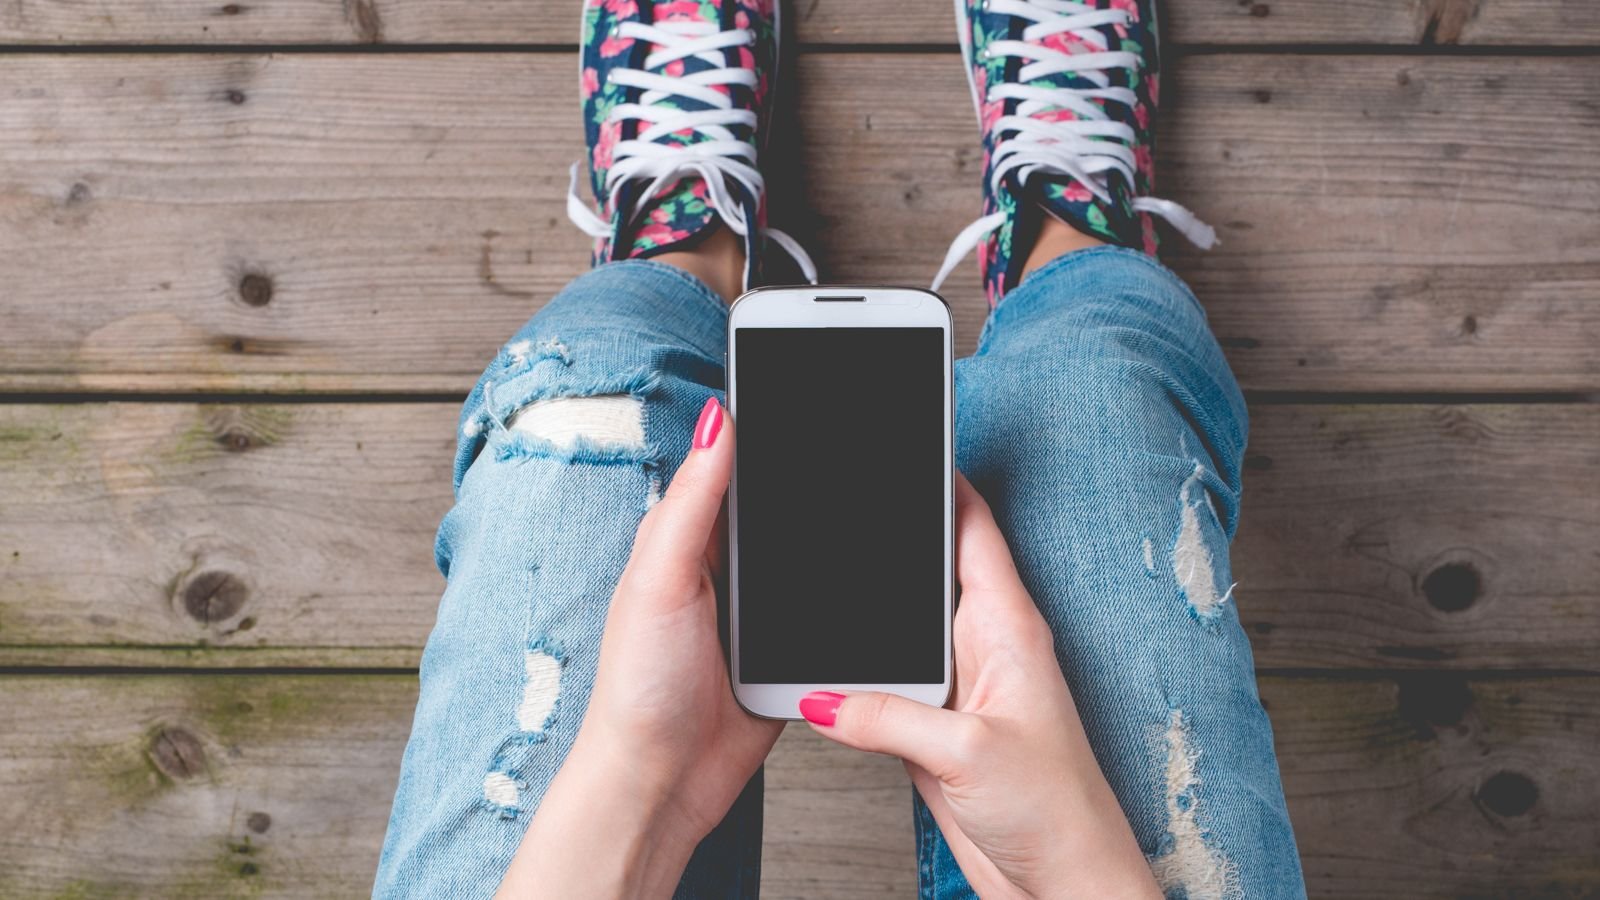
[931,0,1216,292]
[567,19,817,286]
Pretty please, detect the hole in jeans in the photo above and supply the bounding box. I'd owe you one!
[1172,463,1235,622]
[509,394,646,452]
[1148,710,1240,900]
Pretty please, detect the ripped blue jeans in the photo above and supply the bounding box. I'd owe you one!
[374,246,1306,899]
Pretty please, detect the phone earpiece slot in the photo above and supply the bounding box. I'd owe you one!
[813,295,866,302]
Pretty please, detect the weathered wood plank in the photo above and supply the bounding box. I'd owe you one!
[0,403,453,668]
[0,675,411,899]
[1,674,1595,897]
[1,54,1596,393]
[2,402,1596,668]
[1157,56,1600,392]
[1235,404,1600,669]
[1268,675,1600,897]
[1,0,1596,46]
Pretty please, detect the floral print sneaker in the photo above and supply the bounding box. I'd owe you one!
[568,0,815,288]
[931,0,1216,304]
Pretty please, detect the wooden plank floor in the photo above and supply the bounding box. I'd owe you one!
[1,1,1597,897]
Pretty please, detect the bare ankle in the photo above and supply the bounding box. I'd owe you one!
[1020,213,1105,282]
[653,225,746,304]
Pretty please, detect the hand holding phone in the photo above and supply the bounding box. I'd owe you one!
[800,476,1164,900]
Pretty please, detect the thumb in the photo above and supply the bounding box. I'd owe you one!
[633,396,732,572]
[799,690,976,782]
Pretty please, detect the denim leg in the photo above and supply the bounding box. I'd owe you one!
[374,260,760,900]
[929,246,1305,899]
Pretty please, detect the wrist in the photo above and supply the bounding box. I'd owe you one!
[498,732,700,899]
[565,752,701,893]
[573,722,708,844]
[1024,811,1162,900]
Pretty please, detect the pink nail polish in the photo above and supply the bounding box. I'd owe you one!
[799,691,845,727]
[693,397,723,449]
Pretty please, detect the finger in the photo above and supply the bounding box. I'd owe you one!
[634,397,733,572]
[705,496,728,585]
[799,690,976,782]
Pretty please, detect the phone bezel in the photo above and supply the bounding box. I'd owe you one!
[725,285,955,720]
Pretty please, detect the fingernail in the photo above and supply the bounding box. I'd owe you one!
[799,691,845,727]
[693,397,723,450]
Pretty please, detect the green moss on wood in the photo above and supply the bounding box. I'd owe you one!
[0,412,79,464]
[88,724,189,807]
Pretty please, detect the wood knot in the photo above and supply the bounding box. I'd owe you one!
[213,335,293,356]
[246,811,272,833]
[220,3,245,14]
[1420,561,1480,612]
[225,89,247,105]
[1476,771,1537,817]
[217,429,255,452]
[66,182,91,205]
[182,571,248,624]
[1397,672,1473,737]
[193,406,287,455]
[347,0,385,42]
[238,272,273,307]
[148,727,207,780]
[1418,0,1478,45]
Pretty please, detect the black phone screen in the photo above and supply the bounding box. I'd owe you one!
[733,326,947,684]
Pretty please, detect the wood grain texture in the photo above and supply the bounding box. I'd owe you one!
[1,0,1597,46]
[0,403,455,668]
[0,675,410,899]
[2,402,1595,668]
[1,674,1595,897]
[1,54,1596,393]
[1235,404,1600,669]
[1266,675,1600,897]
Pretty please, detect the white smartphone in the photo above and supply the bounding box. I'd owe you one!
[726,285,954,719]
